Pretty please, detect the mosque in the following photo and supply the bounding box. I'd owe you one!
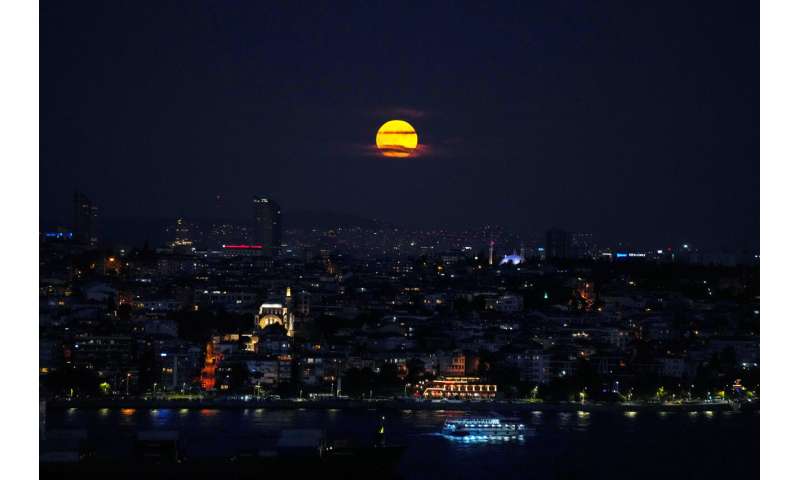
[254,287,295,337]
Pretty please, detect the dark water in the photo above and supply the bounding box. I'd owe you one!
[46,407,758,480]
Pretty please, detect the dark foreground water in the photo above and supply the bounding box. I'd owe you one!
[45,407,758,480]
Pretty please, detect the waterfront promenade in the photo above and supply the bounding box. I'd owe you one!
[45,396,746,413]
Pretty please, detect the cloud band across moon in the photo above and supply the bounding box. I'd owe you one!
[376,120,419,158]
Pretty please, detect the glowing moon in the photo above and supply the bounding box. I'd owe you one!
[376,120,418,158]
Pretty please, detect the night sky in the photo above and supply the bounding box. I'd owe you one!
[40,1,759,250]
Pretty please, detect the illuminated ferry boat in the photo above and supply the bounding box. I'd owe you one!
[442,416,526,439]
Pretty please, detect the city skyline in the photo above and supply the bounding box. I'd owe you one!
[41,190,756,254]
[40,1,759,251]
[32,2,765,478]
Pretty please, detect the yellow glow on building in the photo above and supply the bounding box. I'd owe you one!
[422,377,497,400]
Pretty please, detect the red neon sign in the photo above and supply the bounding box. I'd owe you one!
[222,244,263,249]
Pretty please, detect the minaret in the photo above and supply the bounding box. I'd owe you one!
[489,240,495,266]
[284,287,294,337]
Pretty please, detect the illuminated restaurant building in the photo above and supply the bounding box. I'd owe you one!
[422,377,498,400]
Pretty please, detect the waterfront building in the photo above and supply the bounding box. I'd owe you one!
[438,351,466,377]
[507,349,549,384]
[421,377,498,400]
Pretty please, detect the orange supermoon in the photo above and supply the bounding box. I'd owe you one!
[375,120,418,157]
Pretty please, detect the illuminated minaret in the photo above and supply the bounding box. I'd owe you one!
[489,240,495,265]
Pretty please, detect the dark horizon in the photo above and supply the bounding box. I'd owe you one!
[39,208,756,254]
[40,1,759,251]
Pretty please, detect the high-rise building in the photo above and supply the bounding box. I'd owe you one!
[545,229,570,260]
[172,218,193,251]
[545,229,596,260]
[72,192,98,247]
[570,232,597,259]
[253,196,282,256]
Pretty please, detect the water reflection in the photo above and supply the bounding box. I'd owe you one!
[574,410,591,431]
[442,433,526,444]
[529,411,545,427]
[43,405,758,480]
[557,412,572,430]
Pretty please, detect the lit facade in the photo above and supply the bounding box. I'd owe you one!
[254,287,295,336]
[422,377,497,400]
[172,218,193,250]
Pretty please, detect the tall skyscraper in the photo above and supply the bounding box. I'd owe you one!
[253,196,282,256]
[171,218,193,251]
[545,228,569,260]
[569,232,597,259]
[72,192,98,247]
[545,229,596,260]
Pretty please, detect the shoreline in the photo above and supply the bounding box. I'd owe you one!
[45,398,755,413]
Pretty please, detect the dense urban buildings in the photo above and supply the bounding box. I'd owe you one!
[32,1,764,478]
[39,193,760,408]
